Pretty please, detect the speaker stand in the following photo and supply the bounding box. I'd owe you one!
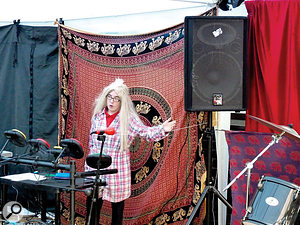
[186,112,232,224]
[206,112,214,224]
[186,185,232,225]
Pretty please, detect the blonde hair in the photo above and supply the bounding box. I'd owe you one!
[92,78,140,151]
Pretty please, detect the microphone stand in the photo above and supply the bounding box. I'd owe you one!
[87,134,106,225]
[222,132,283,217]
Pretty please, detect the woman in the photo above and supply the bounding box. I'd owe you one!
[84,78,176,225]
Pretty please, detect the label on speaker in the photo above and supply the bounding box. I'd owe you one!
[265,197,279,206]
[213,93,223,106]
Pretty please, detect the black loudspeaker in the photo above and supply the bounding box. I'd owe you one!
[184,16,248,111]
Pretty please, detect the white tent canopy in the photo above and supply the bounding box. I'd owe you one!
[0,0,246,34]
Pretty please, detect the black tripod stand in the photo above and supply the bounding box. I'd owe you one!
[86,134,107,225]
[186,185,232,225]
[186,112,232,225]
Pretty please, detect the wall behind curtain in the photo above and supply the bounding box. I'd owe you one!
[245,0,300,133]
[0,23,59,209]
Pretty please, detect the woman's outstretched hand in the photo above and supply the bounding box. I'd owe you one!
[163,118,176,133]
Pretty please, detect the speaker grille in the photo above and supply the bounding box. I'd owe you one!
[184,16,248,111]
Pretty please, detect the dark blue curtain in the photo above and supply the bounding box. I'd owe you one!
[0,23,59,210]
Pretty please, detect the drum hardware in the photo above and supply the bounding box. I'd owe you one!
[86,132,118,225]
[223,133,283,211]
[294,189,299,201]
[0,129,27,157]
[0,130,91,225]
[242,176,300,225]
[223,115,300,219]
[248,206,252,213]
[51,138,84,164]
[244,205,253,220]
[86,153,112,169]
[3,129,27,147]
[257,176,264,190]
[69,160,76,225]
[0,129,117,224]
[0,156,75,224]
[75,168,117,178]
[0,157,71,170]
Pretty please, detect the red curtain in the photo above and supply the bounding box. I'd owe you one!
[245,0,300,133]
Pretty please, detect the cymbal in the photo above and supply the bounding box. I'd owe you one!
[248,115,300,141]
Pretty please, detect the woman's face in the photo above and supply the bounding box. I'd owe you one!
[106,90,121,114]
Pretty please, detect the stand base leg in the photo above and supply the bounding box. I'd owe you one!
[186,186,232,225]
[86,195,102,225]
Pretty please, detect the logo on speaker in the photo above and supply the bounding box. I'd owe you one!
[213,93,223,106]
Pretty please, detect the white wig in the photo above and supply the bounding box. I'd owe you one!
[92,78,139,151]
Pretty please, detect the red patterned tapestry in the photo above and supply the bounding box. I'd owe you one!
[225,131,300,225]
[57,8,216,225]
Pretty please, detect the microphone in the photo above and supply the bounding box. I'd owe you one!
[28,138,50,149]
[90,127,115,135]
[4,129,27,147]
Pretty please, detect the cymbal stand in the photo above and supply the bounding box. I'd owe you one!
[223,132,284,214]
[87,134,106,225]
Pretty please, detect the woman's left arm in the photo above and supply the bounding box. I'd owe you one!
[129,116,176,142]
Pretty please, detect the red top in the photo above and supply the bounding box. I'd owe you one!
[105,107,119,127]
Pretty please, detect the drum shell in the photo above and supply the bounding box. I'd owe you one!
[243,176,300,225]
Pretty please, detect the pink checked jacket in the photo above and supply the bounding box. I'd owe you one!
[84,109,167,202]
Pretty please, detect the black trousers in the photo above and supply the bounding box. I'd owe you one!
[85,196,125,225]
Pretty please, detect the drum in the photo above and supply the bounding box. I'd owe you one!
[243,176,300,225]
[86,153,112,169]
